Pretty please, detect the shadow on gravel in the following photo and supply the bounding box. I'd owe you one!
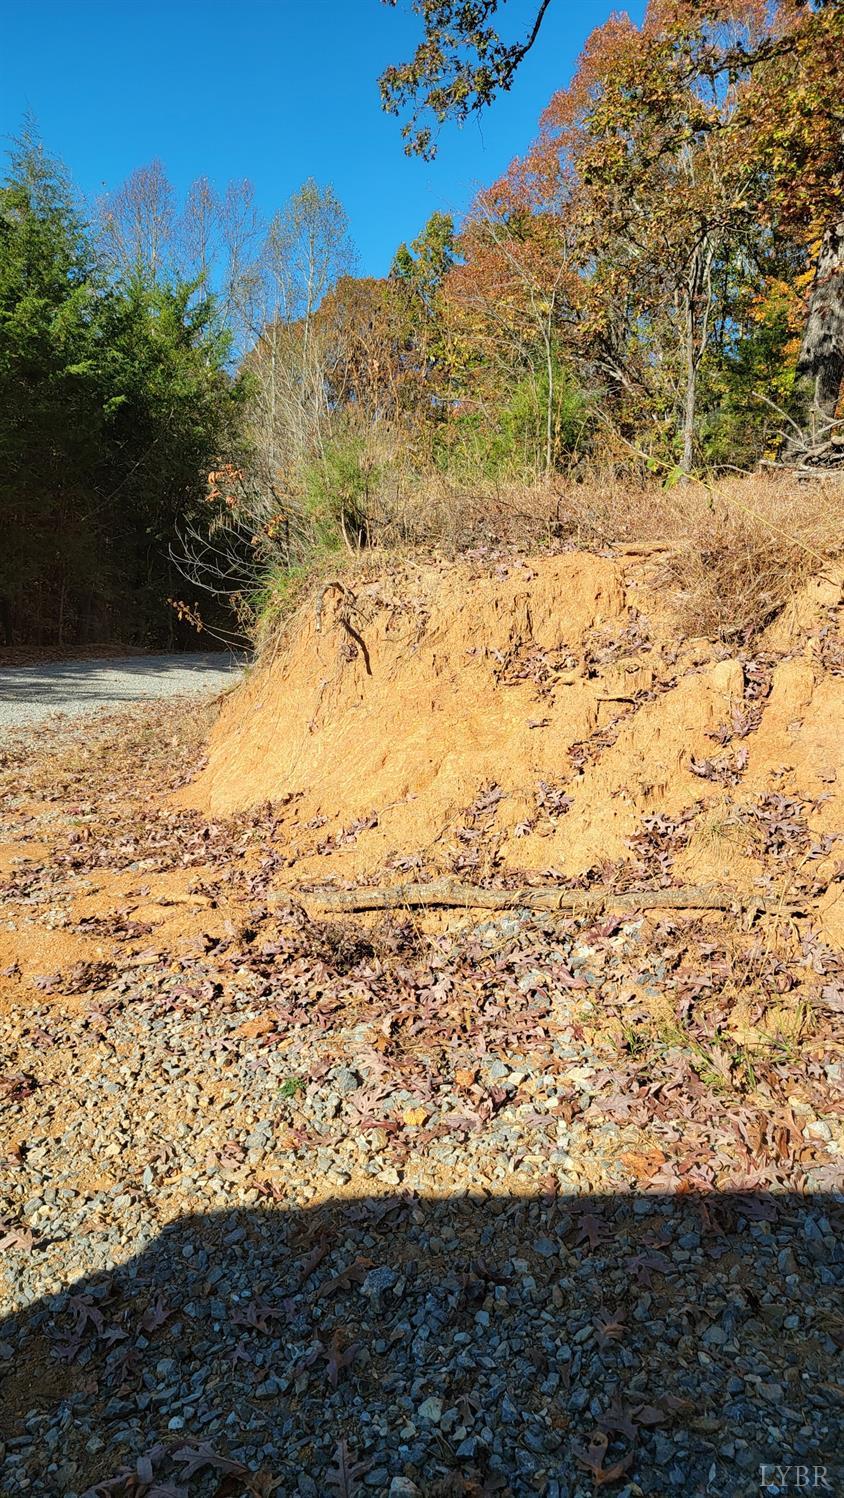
[0,654,244,710]
[0,1191,840,1497]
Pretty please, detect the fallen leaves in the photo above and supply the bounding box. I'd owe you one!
[33,959,116,995]
[571,1213,609,1252]
[402,1105,429,1127]
[296,1329,362,1391]
[172,1442,248,1479]
[574,1430,634,1485]
[0,1071,39,1103]
[325,1439,369,1496]
[230,1300,285,1334]
[0,1219,35,1252]
[593,1313,627,1347]
[618,1145,668,1183]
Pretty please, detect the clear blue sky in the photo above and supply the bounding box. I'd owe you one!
[1,0,644,277]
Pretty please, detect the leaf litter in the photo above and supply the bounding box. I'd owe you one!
[0,574,843,1496]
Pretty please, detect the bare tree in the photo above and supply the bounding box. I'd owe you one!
[247,180,357,479]
[179,175,220,284]
[99,160,175,278]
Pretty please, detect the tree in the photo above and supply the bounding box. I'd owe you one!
[441,181,581,473]
[99,274,243,601]
[0,125,244,647]
[99,159,176,280]
[0,125,105,641]
[247,180,356,481]
[392,211,457,309]
[524,4,776,471]
[317,274,408,420]
[191,181,360,582]
[382,0,844,451]
[379,0,553,158]
[738,0,844,431]
[390,211,457,411]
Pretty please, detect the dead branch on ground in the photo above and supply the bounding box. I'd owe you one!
[286,879,805,917]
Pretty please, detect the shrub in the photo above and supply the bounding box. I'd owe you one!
[301,434,375,550]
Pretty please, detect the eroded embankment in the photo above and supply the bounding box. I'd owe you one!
[1,553,843,1495]
[178,551,844,941]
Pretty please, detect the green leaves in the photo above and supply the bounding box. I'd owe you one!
[379,0,553,157]
[0,124,243,648]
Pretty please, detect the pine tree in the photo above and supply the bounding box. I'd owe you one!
[0,123,105,642]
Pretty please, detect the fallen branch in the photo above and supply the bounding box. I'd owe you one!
[314,579,372,674]
[291,879,803,916]
[611,541,675,556]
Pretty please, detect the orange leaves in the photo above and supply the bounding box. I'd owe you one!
[454,1066,477,1089]
[618,1144,669,1184]
[206,462,243,509]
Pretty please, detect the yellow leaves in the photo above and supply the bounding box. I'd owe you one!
[402,1106,429,1127]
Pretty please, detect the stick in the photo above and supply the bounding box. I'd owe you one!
[287,879,802,916]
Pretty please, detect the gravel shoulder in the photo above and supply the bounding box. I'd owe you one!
[0,652,244,732]
[0,702,841,1497]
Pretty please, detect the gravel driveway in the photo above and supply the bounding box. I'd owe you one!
[0,651,244,732]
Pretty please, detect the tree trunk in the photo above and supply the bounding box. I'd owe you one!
[679,238,713,475]
[288,878,805,917]
[797,218,844,424]
[681,299,697,476]
[542,316,555,476]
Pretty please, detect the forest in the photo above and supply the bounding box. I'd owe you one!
[1,0,841,648]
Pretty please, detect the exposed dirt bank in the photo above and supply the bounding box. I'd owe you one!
[180,551,844,943]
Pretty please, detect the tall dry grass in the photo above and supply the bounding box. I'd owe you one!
[553,471,843,640]
[368,468,843,641]
[257,468,842,655]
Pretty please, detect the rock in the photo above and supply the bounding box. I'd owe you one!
[487,1060,510,1081]
[333,1066,360,1094]
[533,1236,557,1259]
[417,1396,443,1424]
[363,1266,398,1297]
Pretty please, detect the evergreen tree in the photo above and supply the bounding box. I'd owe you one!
[0,124,104,642]
[0,125,243,647]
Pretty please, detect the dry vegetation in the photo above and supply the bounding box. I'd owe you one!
[256,471,844,657]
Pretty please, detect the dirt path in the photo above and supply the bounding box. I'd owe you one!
[0,651,244,732]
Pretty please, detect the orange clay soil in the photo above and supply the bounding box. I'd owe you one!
[176,551,844,941]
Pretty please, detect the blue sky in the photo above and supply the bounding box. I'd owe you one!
[1,0,644,277]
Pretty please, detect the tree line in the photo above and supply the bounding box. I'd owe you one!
[1,0,841,648]
[374,0,843,476]
[0,126,246,649]
[208,0,841,633]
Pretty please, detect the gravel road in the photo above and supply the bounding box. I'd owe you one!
[0,651,244,732]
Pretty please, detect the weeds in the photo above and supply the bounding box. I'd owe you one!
[279,1076,305,1099]
[248,468,842,661]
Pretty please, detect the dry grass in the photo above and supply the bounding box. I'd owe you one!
[650,476,842,641]
[256,469,842,657]
[379,468,843,642]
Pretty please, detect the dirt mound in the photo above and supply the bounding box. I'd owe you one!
[180,551,844,936]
